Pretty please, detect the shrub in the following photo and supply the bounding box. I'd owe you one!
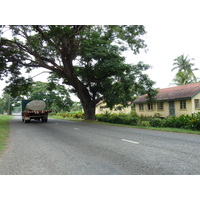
[96,112,140,126]
[73,112,84,119]
[121,116,132,125]
[96,112,200,131]
[139,114,152,122]
[150,118,163,127]
[162,116,177,128]
[190,112,200,130]
[96,114,104,122]
[153,113,162,118]
[175,114,190,129]
[130,110,138,118]
[139,121,150,127]
[131,116,139,125]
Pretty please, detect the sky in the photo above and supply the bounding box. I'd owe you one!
[124,24,200,88]
[1,24,200,100]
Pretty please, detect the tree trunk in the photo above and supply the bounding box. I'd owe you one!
[73,82,96,120]
[82,102,96,120]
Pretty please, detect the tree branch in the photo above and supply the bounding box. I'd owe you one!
[32,25,61,53]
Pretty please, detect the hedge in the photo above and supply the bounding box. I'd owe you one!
[56,111,84,119]
[96,112,200,131]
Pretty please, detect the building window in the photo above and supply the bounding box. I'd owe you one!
[180,100,186,109]
[195,99,200,109]
[139,103,144,111]
[157,102,164,110]
[147,103,153,111]
[100,106,104,111]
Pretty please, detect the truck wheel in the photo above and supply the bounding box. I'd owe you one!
[24,119,30,123]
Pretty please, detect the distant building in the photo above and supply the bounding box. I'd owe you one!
[134,82,200,117]
[96,100,132,115]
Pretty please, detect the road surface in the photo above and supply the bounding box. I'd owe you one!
[0,116,200,175]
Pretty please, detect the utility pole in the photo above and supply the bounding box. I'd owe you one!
[8,95,11,115]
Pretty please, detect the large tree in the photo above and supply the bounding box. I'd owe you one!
[172,54,199,85]
[0,25,155,120]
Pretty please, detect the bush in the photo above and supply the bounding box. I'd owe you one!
[150,118,163,127]
[129,110,138,118]
[161,113,200,130]
[56,111,84,119]
[175,114,190,129]
[189,113,200,130]
[138,121,150,127]
[162,116,177,128]
[96,112,200,131]
[73,112,84,119]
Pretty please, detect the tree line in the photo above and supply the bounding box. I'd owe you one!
[0,81,82,114]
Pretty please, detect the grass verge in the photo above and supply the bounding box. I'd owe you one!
[0,115,13,154]
[50,115,200,135]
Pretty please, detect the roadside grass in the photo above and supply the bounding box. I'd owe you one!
[50,115,200,135]
[0,115,13,153]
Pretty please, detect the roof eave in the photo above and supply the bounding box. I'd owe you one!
[134,97,192,104]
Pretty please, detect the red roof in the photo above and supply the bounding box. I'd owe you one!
[134,82,200,103]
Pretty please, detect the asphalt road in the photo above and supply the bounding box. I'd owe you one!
[0,116,200,175]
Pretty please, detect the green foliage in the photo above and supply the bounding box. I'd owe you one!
[56,111,84,119]
[96,112,200,131]
[1,25,156,120]
[149,118,163,127]
[0,98,6,114]
[157,113,200,130]
[96,112,139,126]
[139,121,150,127]
[30,81,73,112]
[162,116,177,128]
[4,80,74,113]
[172,54,199,85]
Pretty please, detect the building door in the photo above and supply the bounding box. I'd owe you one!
[169,101,175,116]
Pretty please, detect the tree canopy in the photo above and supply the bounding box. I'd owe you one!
[0,25,156,120]
[21,81,73,112]
[172,54,199,85]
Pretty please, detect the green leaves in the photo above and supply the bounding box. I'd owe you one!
[1,25,154,119]
[22,81,73,112]
[172,54,199,85]
[4,77,33,98]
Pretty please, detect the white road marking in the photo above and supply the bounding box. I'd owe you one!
[121,139,139,144]
[74,128,80,130]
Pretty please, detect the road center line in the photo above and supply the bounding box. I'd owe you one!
[121,139,139,144]
[74,128,80,130]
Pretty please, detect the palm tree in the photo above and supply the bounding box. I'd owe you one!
[172,54,198,85]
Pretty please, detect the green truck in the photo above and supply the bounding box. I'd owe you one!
[21,100,51,123]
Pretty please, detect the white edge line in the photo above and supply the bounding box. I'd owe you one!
[122,139,139,144]
[74,128,80,130]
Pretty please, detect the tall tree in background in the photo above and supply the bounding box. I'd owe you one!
[4,80,74,112]
[172,54,198,85]
[27,81,73,112]
[0,25,156,120]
